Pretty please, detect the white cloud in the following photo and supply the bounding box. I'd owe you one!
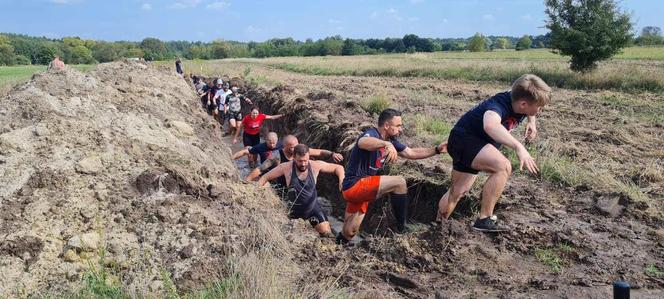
[328,19,342,24]
[408,17,420,22]
[168,0,201,9]
[370,11,379,19]
[410,0,424,3]
[482,14,495,21]
[387,8,397,14]
[521,14,533,21]
[141,3,152,10]
[49,0,82,4]
[442,18,449,24]
[206,1,229,10]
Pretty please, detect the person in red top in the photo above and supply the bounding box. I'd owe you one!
[234,106,284,167]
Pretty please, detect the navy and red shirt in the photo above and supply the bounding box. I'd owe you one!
[342,127,406,191]
[249,140,283,163]
[453,91,526,148]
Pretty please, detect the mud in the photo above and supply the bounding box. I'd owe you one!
[233,68,664,297]
[0,61,320,297]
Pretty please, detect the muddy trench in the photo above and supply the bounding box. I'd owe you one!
[232,82,490,236]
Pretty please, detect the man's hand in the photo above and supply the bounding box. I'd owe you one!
[384,142,398,164]
[331,152,343,163]
[436,142,448,154]
[516,147,539,175]
[525,121,537,143]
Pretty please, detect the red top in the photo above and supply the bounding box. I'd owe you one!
[242,114,266,135]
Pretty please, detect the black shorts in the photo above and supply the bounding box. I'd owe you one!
[227,111,242,121]
[447,129,494,175]
[288,201,328,227]
[243,132,260,147]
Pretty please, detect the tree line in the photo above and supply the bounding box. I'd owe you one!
[0,33,555,66]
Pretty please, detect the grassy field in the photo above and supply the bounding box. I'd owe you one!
[253,49,664,93]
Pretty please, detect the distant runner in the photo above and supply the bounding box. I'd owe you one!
[224,86,253,137]
[336,108,447,245]
[258,144,344,237]
[436,74,551,232]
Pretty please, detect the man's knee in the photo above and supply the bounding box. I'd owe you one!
[500,158,512,176]
[393,176,407,193]
[449,184,469,202]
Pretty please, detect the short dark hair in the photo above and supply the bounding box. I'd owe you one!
[251,106,260,112]
[378,108,402,126]
[294,144,309,157]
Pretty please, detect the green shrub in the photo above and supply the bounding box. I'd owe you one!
[362,94,390,116]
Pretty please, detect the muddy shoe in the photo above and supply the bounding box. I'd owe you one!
[472,217,509,233]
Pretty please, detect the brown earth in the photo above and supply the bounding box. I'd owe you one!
[0,61,336,297]
[231,64,664,298]
[1,59,663,298]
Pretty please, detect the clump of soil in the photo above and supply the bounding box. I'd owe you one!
[0,61,313,297]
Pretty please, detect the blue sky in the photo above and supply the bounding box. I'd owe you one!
[0,0,662,42]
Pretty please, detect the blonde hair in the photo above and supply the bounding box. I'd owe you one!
[511,74,551,106]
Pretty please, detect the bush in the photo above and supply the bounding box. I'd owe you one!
[515,35,532,51]
[14,54,31,65]
[545,0,633,72]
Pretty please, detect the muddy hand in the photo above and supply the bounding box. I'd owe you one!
[517,147,539,175]
[384,143,398,164]
[525,122,537,144]
[331,152,344,163]
[437,142,448,154]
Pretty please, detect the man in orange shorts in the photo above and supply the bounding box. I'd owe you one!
[337,108,447,244]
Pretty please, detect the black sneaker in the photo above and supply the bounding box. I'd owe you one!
[472,217,510,233]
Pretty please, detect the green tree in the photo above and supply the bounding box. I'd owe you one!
[515,35,532,51]
[92,42,119,62]
[341,39,364,55]
[36,43,58,65]
[186,44,210,59]
[467,33,487,52]
[636,26,663,45]
[0,43,15,65]
[545,0,633,72]
[70,45,96,64]
[140,37,167,61]
[210,40,231,59]
[14,55,31,65]
[494,37,512,49]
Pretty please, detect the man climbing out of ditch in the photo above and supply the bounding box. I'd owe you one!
[435,74,551,232]
[194,76,209,109]
[232,131,282,166]
[213,81,232,130]
[205,78,223,116]
[257,144,344,237]
[224,86,253,137]
[336,108,447,245]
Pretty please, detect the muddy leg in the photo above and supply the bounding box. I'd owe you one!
[341,211,365,240]
[470,144,511,219]
[437,170,477,221]
[314,221,333,236]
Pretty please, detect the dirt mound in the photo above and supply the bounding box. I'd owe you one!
[0,61,312,297]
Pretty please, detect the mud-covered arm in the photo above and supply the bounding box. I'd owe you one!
[399,142,447,160]
[313,161,345,191]
[257,162,288,187]
[309,148,344,163]
[484,111,538,174]
[232,148,250,160]
[265,114,283,120]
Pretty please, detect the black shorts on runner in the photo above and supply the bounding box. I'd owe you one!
[227,111,242,121]
[447,128,494,175]
[243,132,260,147]
[288,202,328,228]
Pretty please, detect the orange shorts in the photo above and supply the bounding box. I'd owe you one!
[342,176,381,214]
